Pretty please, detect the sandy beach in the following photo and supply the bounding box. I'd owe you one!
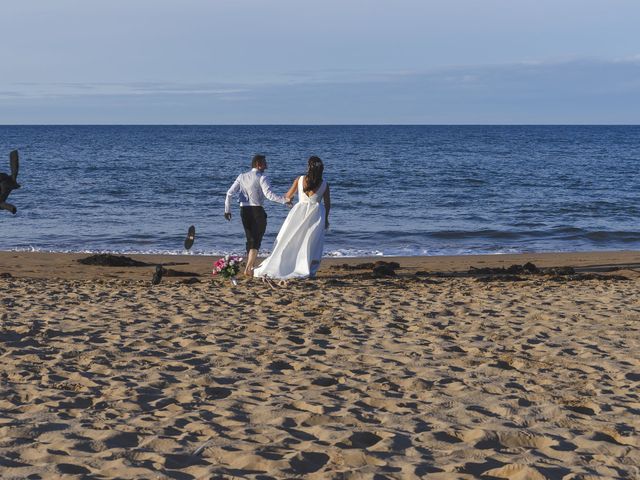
[1,251,639,479]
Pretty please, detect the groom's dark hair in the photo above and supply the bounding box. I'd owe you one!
[252,154,266,168]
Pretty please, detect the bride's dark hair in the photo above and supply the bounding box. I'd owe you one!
[304,156,324,193]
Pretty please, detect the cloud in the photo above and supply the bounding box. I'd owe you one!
[1,57,639,123]
[2,81,248,100]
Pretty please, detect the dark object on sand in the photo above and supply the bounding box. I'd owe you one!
[544,266,575,275]
[469,262,540,275]
[163,268,200,277]
[152,266,199,284]
[375,260,400,270]
[0,272,12,278]
[333,260,401,272]
[151,265,164,285]
[181,277,201,285]
[78,254,151,267]
[476,275,526,283]
[184,225,196,250]
[334,260,401,277]
[331,260,402,278]
[373,262,398,277]
[332,262,375,271]
[548,273,628,282]
[0,150,21,215]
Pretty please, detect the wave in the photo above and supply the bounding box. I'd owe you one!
[425,227,640,242]
[6,242,635,259]
[571,230,640,242]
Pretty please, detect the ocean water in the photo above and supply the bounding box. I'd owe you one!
[0,125,639,257]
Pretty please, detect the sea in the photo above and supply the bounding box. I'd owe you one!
[0,125,639,257]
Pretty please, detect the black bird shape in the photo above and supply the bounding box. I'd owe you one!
[0,150,21,214]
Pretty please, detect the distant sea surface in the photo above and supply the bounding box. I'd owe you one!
[1,125,639,257]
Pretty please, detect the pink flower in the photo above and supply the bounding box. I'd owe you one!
[212,255,243,278]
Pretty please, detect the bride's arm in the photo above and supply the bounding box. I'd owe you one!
[285,177,299,201]
[323,184,331,229]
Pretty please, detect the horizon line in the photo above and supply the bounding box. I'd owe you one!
[1,123,639,127]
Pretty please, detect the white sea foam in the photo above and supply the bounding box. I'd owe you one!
[6,245,557,258]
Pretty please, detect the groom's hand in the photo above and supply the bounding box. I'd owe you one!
[224,213,232,221]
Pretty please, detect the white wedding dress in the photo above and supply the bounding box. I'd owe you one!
[254,176,327,279]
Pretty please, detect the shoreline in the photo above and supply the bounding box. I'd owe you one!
[1,249,640,281]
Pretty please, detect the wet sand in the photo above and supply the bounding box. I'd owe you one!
[0,251,639,478]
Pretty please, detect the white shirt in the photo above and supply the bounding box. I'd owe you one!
[225,168,287,214]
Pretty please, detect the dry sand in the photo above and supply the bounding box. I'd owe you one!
[0,251,639,479]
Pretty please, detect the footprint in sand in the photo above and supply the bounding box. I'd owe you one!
[57,463,91,475]
[289,451,329,474]
[311,376,338,387]
[204,386,232,399]
[483,463,546,480]
[103,431,139,449]
[497,431,558,449]
[432,431,464,444]
[287,334,305,345]
[592,429,638,447]
[562,399,601,416]
[341,431,383,449]
[291,400,325,414]
[268,360,294,371]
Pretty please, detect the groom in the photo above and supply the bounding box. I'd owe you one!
[224,154,290,276]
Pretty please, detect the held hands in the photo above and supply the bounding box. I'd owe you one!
[224,213,232,221]
[285,197,293,209]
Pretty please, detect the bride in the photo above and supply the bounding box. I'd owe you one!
[253,156,331,279]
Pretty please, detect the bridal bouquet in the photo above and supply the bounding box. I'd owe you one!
[212,255,243,285]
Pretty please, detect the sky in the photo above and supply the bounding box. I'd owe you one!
[1,0,639,124]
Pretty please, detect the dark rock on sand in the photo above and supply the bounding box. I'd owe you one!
[78,254,151,267]
[544,266,575,275]
[325,278,349,286]
[375,260,400,270]
[181,277,201,285]
[469,262,540,275]
[0,272,12,278]
[332,262,375,271]
[333,260,400,277]
[373,264,397,277]
[548,273,628,282]
[476,275,526,283]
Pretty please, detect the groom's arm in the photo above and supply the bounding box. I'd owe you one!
[323,184,331,229]
[259,175,288,205]
[224,176,241,217]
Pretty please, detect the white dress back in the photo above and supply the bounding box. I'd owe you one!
[253,176,327,279]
